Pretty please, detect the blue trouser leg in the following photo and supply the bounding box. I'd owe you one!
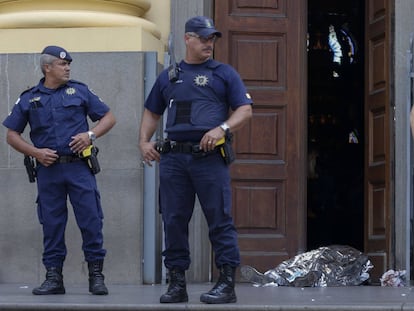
[160,153,195,270]
[66,162,106,262]
[159,152,240,270]
[36,161,106,268]
[192,154,240,268]
[36,164,68,268]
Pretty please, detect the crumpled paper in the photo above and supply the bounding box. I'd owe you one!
[380,269,406,287]
[241,245,373,287]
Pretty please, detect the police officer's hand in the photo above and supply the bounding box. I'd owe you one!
[69,132,90,153]
[35,148,58,167]
[201,127,225,151]
[139,141,160,167]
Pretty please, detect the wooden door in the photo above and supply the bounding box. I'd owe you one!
[365,0,393,282]
[214,0,308,274]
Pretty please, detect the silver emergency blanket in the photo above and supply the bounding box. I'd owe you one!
[241,245,373,287]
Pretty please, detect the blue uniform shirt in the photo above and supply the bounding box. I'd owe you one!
[3,79,109,155]
[145,59,252,141]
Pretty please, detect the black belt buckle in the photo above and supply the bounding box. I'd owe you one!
[170,141,194,153]
[192,144,202,154]
[192,144,217,158]
[57,155,81,163]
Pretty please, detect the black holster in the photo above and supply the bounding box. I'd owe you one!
[217,131,235,165]
[79,145,101,174]
[24,155,36,183]
[155,139,171,154]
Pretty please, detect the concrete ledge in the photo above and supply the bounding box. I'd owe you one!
[1,283,414,311]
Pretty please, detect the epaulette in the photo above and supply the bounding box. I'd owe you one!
[68,79,87,87]
[206,59,222,69]
[20,85,36,96]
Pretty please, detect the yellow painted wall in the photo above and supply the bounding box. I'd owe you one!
[144,0,171,47]
[0,0,170,62]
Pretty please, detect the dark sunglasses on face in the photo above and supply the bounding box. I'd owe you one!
[187,32,217,43]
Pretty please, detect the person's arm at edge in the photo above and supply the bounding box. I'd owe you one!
[139,108,162,166]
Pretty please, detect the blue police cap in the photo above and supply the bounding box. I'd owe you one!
[41,45,72,62]
[185,16,222,38]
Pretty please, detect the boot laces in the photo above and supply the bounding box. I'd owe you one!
[40,271,61,287]
[211,267,234,291]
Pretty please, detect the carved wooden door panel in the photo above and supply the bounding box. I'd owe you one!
[214,0,307,274]
[364,0,393,282]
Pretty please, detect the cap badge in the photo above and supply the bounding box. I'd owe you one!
[59,51,67,59]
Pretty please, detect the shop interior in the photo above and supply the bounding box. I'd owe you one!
[307,0,365,251]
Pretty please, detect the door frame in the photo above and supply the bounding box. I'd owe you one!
[393,0,414,280]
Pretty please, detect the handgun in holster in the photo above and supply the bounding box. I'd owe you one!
[216,130,236,165]
[155,139,171,154]
[24,155,36,183]
[79,145,100,174]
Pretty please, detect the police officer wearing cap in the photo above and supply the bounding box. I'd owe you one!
[3,45,116,295]
[139,16,253,304]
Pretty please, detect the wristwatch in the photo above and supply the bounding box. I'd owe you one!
[87,131,96,142]
[220,122,230,132]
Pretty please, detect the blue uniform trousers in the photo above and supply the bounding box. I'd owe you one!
[159,151,240,270]
[36,161,106,268]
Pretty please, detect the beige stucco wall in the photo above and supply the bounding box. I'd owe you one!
[0,0,169,60]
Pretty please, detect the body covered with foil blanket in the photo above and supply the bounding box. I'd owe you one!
[241,245,373,287]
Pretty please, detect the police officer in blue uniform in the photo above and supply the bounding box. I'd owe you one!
[139,16,253,304]
[3,46,116,295]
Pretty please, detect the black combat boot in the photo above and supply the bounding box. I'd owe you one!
[88,260,108,295]
[32,267,65,295]
[160,269,188,303]
[200,265,237,304]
